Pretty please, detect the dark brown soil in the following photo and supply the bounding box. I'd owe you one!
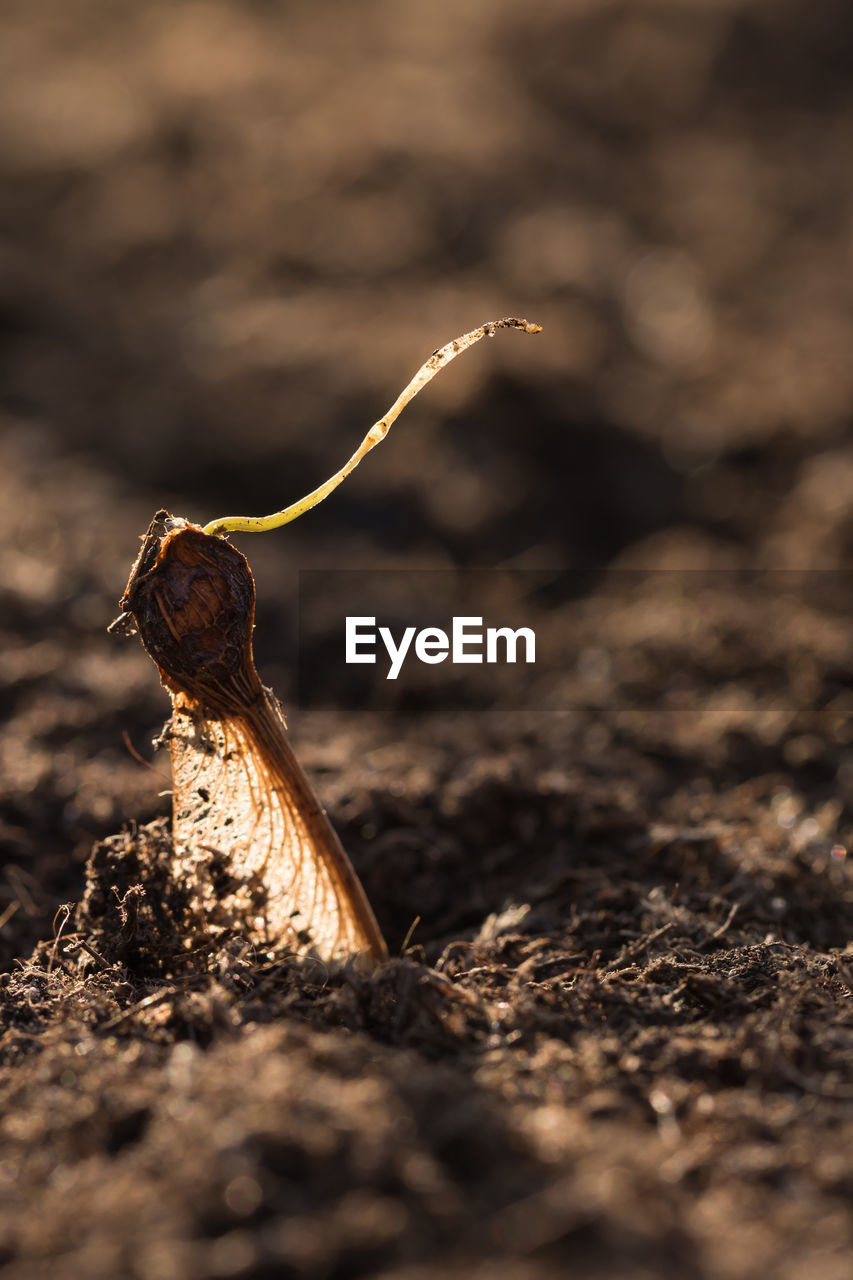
[1,3,852,1277]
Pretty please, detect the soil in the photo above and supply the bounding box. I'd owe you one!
[1,2,852,1278]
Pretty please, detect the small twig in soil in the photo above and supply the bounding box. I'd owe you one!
[603,921,678,972]
[400,915,422,954]
[696,900,740,950]
[64,936,113,971]
[47,904,74,974]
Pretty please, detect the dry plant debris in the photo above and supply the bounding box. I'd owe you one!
[111,515,387,962]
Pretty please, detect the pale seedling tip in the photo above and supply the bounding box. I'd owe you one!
[202,316,542,537]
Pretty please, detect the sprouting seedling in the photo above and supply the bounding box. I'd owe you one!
[202,316,541,537]
[111,317,541,965]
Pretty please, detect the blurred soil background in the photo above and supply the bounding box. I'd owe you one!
[1,1,852,1277]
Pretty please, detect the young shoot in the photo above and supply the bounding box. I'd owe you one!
[202,316,541,538]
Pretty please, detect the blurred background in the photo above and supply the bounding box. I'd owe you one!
[3,0,853,562]
[1,0,852,960]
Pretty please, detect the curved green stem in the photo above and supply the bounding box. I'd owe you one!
[202,316,541,537]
